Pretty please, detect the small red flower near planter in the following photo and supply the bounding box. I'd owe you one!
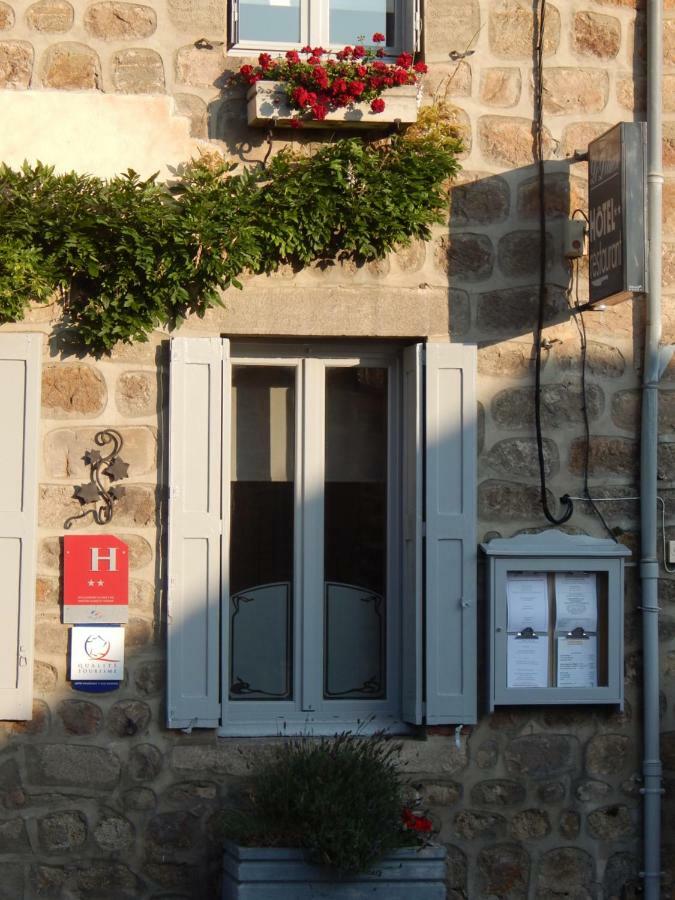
[241,34,424,129]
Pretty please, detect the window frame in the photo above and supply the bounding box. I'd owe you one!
[227,0,419,58]
[220,341,404,737]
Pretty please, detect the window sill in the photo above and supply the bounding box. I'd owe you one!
[246,81,420,129]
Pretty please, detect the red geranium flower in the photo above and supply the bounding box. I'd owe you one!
[370,98,385,113]
[312,46,327,56]
[348,80,365,96]
[301,44,312,53]
[285,50,301,63]
[311,103,329,120]
[376,48,385,57]
[353,45,366,58]
[414,61,428,73]
[258,53,273,69]
[396,52,413,68]
[239,64,254,77]
[372,32,386,43]
[331,77,348,94]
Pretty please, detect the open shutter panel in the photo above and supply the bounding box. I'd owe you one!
[401,344,423,724]
[0,334,40,721]
[167,337,228,729]
[424,342,477,724]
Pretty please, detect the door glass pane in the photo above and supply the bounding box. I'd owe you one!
[239,0,301,44]
[324,367,387,699]
[329,0,395,48]
[229,366,295,700]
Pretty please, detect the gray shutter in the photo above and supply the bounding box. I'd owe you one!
[0,333,40,721]
[167,337,229,729]
[424,342,477,724]
[401,344,423,723]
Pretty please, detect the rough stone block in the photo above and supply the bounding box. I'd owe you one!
[56,699,103,736]
[41,363,107,417]
[94,814,134,851]
[34,660,58,693]
[478,115,554,166]
[489,0,560,58]
[479,67,521,107]
[569,436,638,477]
[492,383,604,427]
[393,238,426,273]
[561,121,613,159]
[38,811,87,852]
[486,437,558,478]
[424,0,480,61]
[39,483,157,529]
[126,615,154,647]
[572,12,621,59]
[0,864,24,900]
[497,230,553,278]
[434,233,494,282]
[133,660,165,696]
[115,370,158,416]
[75,862,142,897]
[40,42,101,90]
[587,804,634,839]
[112,48,165,93]
[36,575,60,609]
[44,425,157,478]
[505,734,579,779]
[0,3,14,29]
[145,811,198,860]
[575,779,612,802]
[424,61,471,98]
[128,742,162,781]
[34,616,69,655]
[478,480,555,521]
[476,285,568,335]
[553,339,625,377]
[84,2,156,39]
[167,0,224,32]
[510,808,551,840]
[175,43,226,88]
[603,853,640,900]
[166,781,218,804]
[173,92,209,138]
[536,848,595,896]
[26,0,73,32]
[0,817,30,852]
[449,173,510,226]
[517,171,586,220]
[478,341,532,378]
[122,786,156,810]
[0,41,34,89]
[107,700,151,738]
[559,809,580,839]
[541,68,609,116]
[537,781,565,803]
[399,736,468,774]
[454,809,506,840]
[476,739,499,769]
[477,843,530,897]
[471,779,525,807]
[26,744,121,788]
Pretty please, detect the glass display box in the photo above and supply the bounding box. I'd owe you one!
[480,531,630,709]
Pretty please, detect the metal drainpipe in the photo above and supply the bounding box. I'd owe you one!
[641,1,664,897]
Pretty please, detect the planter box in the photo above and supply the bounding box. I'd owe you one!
[246,81,419,129]
[222,840,447,899]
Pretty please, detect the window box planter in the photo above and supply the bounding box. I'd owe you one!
[222,840,447,898]
[246,81,420,129]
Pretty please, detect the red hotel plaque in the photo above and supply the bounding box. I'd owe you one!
[63,535,129,624]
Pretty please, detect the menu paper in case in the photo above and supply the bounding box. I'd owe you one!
[507,634,549,688]
[557,635,598,688]
[555,573,598,633]
[506,572,549,633]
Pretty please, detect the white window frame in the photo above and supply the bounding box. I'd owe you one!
[167,337,477,736]
[228,0,420,57]
[221,342,402,736]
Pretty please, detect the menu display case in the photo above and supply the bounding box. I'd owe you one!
[481,531,630,709]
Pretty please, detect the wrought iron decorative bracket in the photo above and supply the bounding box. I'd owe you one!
[64,429,129,529]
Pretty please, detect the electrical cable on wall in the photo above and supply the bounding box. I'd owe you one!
[532,0,574,526]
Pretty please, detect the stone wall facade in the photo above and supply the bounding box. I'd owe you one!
[0,0,674,898]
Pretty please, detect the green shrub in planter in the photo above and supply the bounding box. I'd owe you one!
[220,731,432,874]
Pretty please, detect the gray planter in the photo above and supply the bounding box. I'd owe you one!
[222,840,447,899]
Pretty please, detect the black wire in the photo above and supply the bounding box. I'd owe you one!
[533,0,574,527]
[570,261,618,541]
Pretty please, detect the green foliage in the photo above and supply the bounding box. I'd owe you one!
[0,124,461,355]
[221,731,414,873]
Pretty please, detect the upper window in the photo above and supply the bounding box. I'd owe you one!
[167,338,477,736]
[230,0,418,56]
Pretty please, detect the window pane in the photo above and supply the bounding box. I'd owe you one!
[324,367,387,699]
[329,0,395,47]
[239,0,301,44]
[230,366,295,700]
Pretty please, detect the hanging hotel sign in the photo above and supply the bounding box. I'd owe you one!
[63,535,129,624]
[70,625,125,682]
[588,122,647,306]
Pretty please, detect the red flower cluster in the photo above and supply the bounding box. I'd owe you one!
[238,33,427,124]
[401,808,434,834]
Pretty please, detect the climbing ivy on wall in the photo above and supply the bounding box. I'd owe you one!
[0,108,461,355]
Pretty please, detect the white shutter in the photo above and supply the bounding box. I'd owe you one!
[401,344,423,723]
[424,342,477,724]
[167,337,229,729]
[0,333,40,721]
